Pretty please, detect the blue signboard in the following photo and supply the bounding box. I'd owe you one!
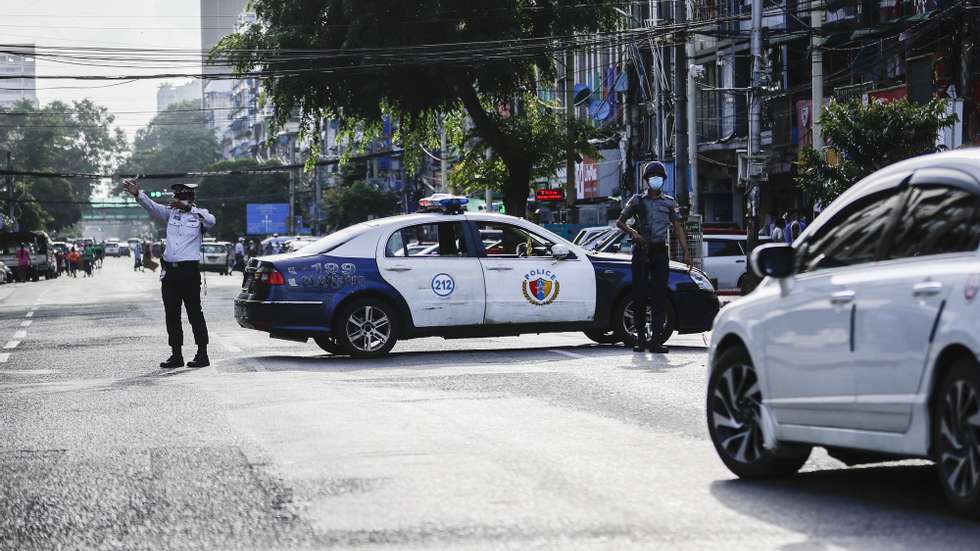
[246,203,289,235]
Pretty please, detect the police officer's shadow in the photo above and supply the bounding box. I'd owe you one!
[617,346,703,374]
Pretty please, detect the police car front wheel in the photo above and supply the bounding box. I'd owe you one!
[336,298,399,358]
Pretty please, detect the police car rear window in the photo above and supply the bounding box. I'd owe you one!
[296,224,372,255]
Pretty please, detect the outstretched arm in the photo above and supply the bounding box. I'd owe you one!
[123,179,169,223]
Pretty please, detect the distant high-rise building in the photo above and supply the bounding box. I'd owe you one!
[200,0,249,146]
[156,81,202,112]
[0,45,37,108]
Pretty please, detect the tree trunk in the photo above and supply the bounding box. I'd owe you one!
[501,160,531,219]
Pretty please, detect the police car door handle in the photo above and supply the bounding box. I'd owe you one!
[830,290,855,305]
[912,281,943,297]
[486,265,513,271]
[385,266,412,272]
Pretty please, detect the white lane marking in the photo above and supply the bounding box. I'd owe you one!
[4,341,20,349]
[13,330,26,339]
[20,320,31,328]
[25,311,34,318]
[0,353,9,363]
[549,348,586,359]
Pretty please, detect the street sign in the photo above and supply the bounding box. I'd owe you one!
[246,203,289,235]
[535,188,565,202]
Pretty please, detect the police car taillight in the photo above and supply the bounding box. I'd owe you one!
[256,268,285,285]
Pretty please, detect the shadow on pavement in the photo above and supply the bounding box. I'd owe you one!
[711,464,980,548]
[238,343,677,373]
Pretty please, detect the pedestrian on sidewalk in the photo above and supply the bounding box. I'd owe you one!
[124,178,215,369]
[133,240,143,271]
[67,247,80,277]
[616,161,692,354]
[770,217,785,242]
[82,243,95,277]
[15,243,30,282]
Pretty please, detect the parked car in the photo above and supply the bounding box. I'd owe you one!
[0,231,57,280]
[708,149,980,515]
[200,242,231,275]
[0,261,10,284]
[235,197,719,357]
[572,226,614,248]
[592,228,768,291]
[105,239,121,257]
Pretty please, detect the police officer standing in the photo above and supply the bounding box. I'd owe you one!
[616,161,691,353]
[123,178,215,368]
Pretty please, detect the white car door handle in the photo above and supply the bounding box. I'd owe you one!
[830,290,855,305]
[486,266,513,271]
[912,281,943,297]
[385,266,412,272]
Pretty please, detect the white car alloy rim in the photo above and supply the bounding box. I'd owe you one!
[939,380,980,497]
[711,363,765,463]
[346,305,391,352]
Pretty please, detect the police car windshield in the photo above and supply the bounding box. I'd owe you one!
[293,223,372,255]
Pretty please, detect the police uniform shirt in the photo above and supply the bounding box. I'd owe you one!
[621,192,681,244]
[136,191,216,262]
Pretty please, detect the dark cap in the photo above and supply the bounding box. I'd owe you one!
[642,161,667,179]
[170,182,199,191]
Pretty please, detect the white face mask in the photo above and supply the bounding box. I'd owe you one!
[646,176,665,192]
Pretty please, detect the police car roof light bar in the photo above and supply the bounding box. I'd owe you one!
[419,194,468,214]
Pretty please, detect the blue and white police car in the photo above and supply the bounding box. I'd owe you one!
[235,195,719,357]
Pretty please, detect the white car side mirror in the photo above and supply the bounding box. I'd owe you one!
[551,243,572,260]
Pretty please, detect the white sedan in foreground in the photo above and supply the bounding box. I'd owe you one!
[708,149,980,515]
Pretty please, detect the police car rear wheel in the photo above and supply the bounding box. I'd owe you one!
[336,298,398,358]
[613,296,676,347]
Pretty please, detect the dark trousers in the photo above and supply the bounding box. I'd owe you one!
[161,262,209,348]
[631,242,669,341]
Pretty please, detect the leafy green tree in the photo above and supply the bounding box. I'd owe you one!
[321,181,399,231]
[197,159,290,240]
[0,99,127,231]
[216,0,618,217]
[120,99,220,194]
[796,98,957,205]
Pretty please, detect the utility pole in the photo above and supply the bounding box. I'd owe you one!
[564,48,577,222]
[288,138,296,235]
[439,113,449,192]
[313,167,322,235]
[811,0,824,151]
[745,0,764,252]
[673,0,688,208]
[686,0,699,216]
[5,151,13,230]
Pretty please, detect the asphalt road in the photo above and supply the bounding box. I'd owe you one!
[2,257,980,550]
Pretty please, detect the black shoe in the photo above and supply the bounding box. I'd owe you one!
[647,344,669,354]
[632,338,648,352]
[187,353,210,368]
[160,355,184,369]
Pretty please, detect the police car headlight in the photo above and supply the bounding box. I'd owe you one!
[689,269,715,291]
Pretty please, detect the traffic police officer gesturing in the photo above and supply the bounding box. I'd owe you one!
[124,179,215,368]
[617,161,691,353]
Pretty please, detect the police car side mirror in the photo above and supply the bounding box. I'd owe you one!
[750,243,795,279]
[551,244,572,260]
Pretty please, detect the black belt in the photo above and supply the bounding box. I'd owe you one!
[162,260,200,268]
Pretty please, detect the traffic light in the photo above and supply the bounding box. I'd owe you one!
[149,191,163,198]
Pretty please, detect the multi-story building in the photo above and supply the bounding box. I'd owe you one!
[200,0,249,144]
[0,45,37,108]
[156,81,202,112]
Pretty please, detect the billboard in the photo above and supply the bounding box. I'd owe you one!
[246,203,289,235]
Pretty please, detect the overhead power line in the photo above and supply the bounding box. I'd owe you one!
[0,149,404,180]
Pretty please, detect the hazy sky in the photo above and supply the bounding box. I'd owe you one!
[0,0,202,140]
